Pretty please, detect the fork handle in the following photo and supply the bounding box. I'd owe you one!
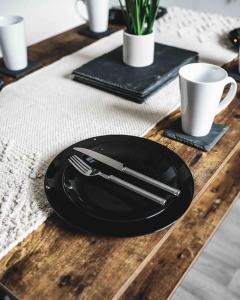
[124,167,181,197]
[100,173,167,206]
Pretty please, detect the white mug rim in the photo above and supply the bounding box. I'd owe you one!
[179,63,228,85]
[0,16,24,27]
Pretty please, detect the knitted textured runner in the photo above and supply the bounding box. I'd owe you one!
[0,7,239,259]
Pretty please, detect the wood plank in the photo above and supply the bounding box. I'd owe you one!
[0,99,238,300]
[0,148,239,300]
[0,25,239,300]
[118,151,240,300]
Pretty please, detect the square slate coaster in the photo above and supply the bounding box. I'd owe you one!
[78,25,115,39]
[164,119,229,152]
[72,44,198,103]
[0,60,41,78]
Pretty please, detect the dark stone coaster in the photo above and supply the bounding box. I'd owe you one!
[109,6,167,25]
[72,44,198,103]
[227,64,240,82]
[78,25,115,39]
[164,119,229,152]
[0,78,4,91]
[0,60,41,78]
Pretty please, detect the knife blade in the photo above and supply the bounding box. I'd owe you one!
[73,147,181,196]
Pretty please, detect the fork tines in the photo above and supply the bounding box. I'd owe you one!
[68,155,92,174]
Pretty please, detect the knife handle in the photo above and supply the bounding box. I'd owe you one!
[123,167,181,196]
[100,173,166,206]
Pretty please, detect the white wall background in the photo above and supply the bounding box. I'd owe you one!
[0,0,82,46]
[0,0,239,47]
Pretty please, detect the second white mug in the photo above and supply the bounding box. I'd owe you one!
[75,0,109,33]
[0,16,27,71]
[179,63,237,137]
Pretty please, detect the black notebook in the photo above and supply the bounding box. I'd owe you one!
[72,43,198,103]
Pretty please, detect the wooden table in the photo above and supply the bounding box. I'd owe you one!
[0,24,239,300]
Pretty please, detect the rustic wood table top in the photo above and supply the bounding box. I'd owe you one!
[0,24,239,300]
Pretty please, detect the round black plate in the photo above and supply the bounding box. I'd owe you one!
[44,135,194,236]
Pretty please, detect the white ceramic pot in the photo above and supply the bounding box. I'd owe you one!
[0,16,27,71]
[123,31,155,67]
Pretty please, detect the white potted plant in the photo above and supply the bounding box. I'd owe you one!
[119,0,160,67]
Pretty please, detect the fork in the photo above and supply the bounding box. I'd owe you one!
[68,155,167,206]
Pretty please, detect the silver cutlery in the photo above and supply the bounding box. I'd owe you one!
[74,147,181,196]
[68,155,167,206]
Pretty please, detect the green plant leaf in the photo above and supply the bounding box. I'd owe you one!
[119,0,161,35]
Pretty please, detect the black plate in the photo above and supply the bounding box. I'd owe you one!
[44,135,194,236]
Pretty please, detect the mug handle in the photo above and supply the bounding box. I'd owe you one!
[216,76,237,114]
[75,0,88,22]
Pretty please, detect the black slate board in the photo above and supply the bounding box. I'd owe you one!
[0,60,41,78]
[164,119,229,152]
[72,43,198,103]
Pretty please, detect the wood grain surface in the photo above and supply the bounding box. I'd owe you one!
[119,151,240,300]
[0,25,239,300]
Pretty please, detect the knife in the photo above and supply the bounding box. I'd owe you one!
[73,147,181,196]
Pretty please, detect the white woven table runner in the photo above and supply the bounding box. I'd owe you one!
[0,7,239,259]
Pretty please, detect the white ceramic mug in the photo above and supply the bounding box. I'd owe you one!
[0,16,27,71]
[75,0,109,33]
[179,63,237,137]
